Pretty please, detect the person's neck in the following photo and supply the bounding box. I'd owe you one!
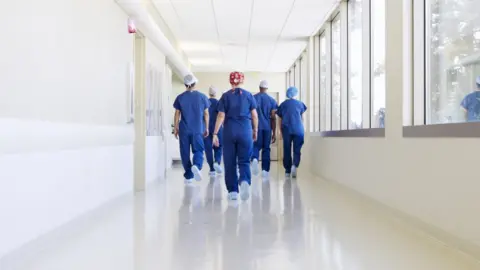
[260,89,267,93]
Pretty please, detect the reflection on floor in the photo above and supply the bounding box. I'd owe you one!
[2,163,480,270]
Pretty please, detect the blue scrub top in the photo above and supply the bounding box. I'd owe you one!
[461,91,480,122]
[254,92,278,130]
[217,88,257,131]
[173,90,210,134]
[208,98,222,132]
[277,99,307,135]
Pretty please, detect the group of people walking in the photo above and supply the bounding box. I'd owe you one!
[173,71,307,201]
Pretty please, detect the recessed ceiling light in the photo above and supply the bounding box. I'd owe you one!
[180,42,220,52]
[189,58,222,66]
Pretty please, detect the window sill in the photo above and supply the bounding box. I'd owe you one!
[310,128,385,137]
[403,122,480,138]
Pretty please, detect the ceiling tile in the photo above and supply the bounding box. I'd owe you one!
[214,0,253,44]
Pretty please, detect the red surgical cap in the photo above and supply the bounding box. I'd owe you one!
[229,71,244,86]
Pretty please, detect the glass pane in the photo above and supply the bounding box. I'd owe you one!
[372,0,386,128]
[427,0,480,124]
[348,0,363,129]
[320,34,327,131]
[314,37,320,132]
[332,16,341,130]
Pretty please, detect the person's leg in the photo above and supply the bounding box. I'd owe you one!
[292,134,305,168]
[179,132,193,179]
[214,130,223,165]
[204,134,215,172]
[191,133,205,181]
[261,129,272,172]
[237,130,253,200]
[251,130,261,162]
[282,128,293,174]
[223,133,238,194]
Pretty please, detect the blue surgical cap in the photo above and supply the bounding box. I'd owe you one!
[286,86,298,99]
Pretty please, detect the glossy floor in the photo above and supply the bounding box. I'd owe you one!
[2,164,480,270]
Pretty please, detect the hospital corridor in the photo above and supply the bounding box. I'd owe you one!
[2,0,480,269]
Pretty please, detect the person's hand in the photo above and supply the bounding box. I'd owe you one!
[253,130,258,142]
[271,134,276,144]
[213,134,219,147]
[203,129,209,138]
[174,127,179,139]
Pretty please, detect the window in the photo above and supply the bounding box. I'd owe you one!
[426,0,480,124]
[348,0,363,129]
[320,33,328,131]
[372,0,386,128]
[331,15,342,131]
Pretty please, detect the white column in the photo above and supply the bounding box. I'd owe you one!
[385,0,405,138]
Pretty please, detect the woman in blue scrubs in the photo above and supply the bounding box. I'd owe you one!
[212,71,259,201]
[204,86,223,176]
[173,74,210,183]
[276,87,307,178]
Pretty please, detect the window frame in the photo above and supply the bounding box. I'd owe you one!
[404,0,480,137]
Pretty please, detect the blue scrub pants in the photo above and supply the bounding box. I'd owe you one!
[179,131,204,179]
[281,127,304,173]
[204,131,223,172]
[223,126,253,193]
[251,129,272,172]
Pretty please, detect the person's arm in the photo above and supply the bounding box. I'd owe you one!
[270,110,277,143]
[203,109,209,137]
[251,109,259,141]
[174,109,181,138]
[213,112,225,135]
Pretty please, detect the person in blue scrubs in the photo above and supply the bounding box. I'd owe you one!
[460,76,480,122]
[173,74,210,183]
[204,86,223,176]
[212,71,259,201]
[276,86,307,178]
[251,80,278,178]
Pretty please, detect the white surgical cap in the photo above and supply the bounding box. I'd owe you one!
[209,86,217,96]
[184,74,197,86]
[259,80,268,89]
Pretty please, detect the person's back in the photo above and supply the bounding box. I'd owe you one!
[208,98,220,132]
[461,91,480,122]
[175,90,210,134]
[254,92,277,130]
[220,88,256,131]
[278,99,307,135]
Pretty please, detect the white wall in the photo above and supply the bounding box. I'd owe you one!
[0,0,135,258]
[194,72,286,99]
[305,0,480,259]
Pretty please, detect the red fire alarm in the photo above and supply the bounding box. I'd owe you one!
[128,18,137,34]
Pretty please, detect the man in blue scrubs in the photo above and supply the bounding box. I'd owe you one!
[276,87,307,178]
[460,76,480,122]
[204,86,223,176]
[212,71,259,201]
[251,80,278,178]
[173,74,210,184]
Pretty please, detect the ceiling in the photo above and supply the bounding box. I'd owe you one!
[152,0,336,72]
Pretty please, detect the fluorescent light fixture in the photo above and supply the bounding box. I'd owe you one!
[180,42,220,52]
[189,58,222,66]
